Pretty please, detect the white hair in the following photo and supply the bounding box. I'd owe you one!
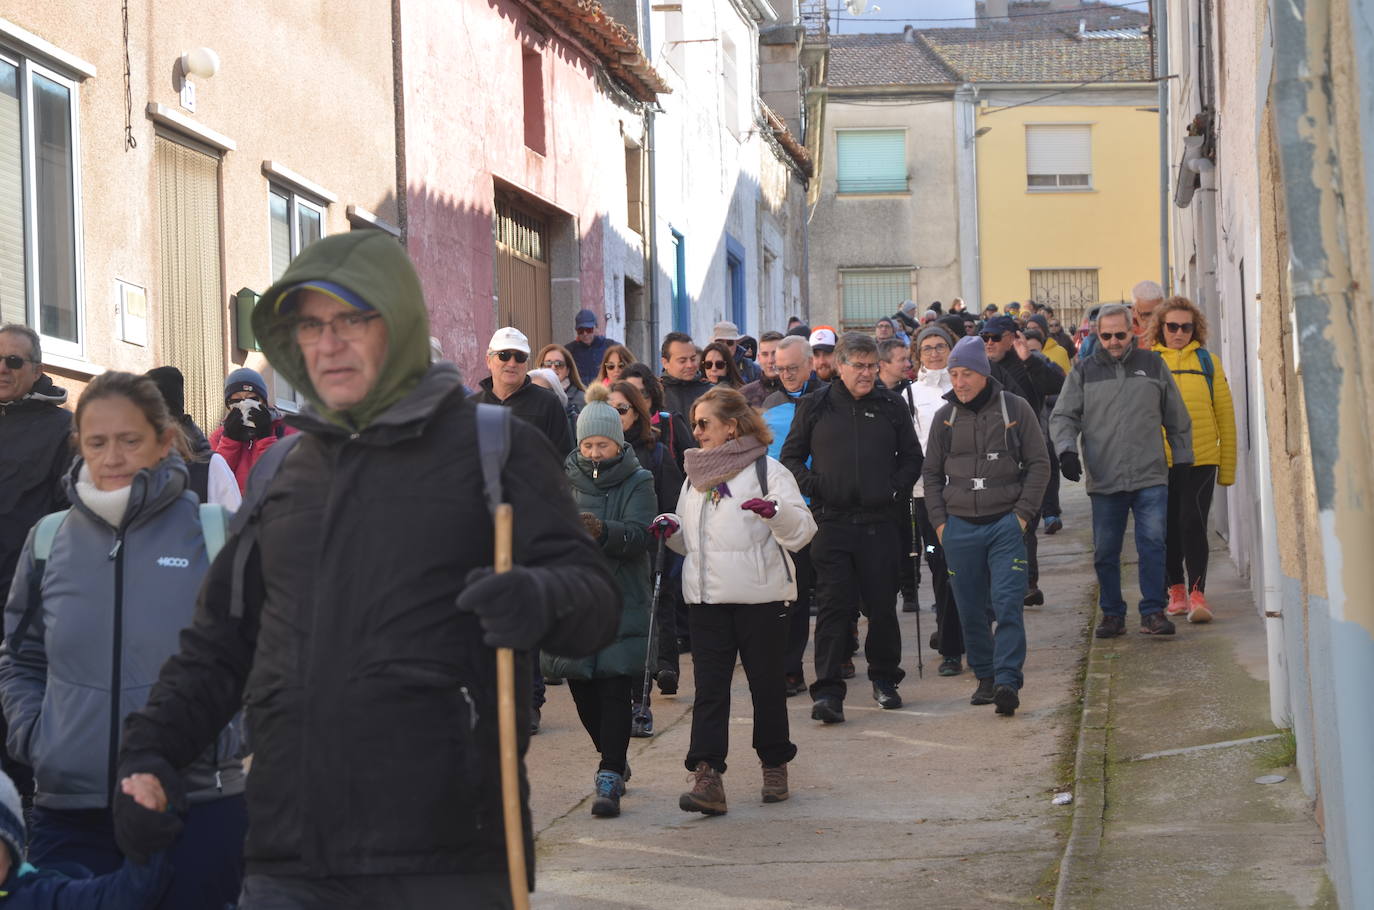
[527,368,568,409]
[1131,280,1165,303]
[776,335,812,359]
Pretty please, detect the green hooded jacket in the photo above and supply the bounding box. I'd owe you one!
[254,232,432,430]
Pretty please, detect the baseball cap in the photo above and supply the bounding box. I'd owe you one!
[808,327,837,350]
[488,326,531,355]
[574,309,597,329]
[274,279,374,314]
[982,316,1018,337]
[712,321,741,341]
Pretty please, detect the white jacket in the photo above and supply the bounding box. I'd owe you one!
[910,367,952,498]
[666,455,817,605]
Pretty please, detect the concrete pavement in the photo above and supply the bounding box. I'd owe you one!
[525,486,1101,908]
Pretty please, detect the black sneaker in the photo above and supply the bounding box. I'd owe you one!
[902,593,919,613]
[811,697,845,724]
[1043,515,1063,535]
[1139,612,1177,636]
[929,630,939,651]
[938,656,962,677]
[1095,615,1127,638]
[657,669,679,695]
[840,660,856,679]
[630,706,654,737]
[545,677,564,686]
[675,636,691,654]
[970,677,996,705]
[784,673,807,697]
[530,707,542,735]
[993,685,1020,716]
[1024,588,1044,607]
[873,681,902,709]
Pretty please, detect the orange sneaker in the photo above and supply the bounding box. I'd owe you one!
[1187,586,1213,623]
[1166,584,1189,616]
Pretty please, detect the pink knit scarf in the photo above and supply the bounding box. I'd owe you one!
[683,436,768,492]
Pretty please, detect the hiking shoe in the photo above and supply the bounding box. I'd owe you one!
[840,659,856,679]
[1043,515,1063,535]
[993,685,1020,716]
[1024,587,1044,607]
[1166,584,1189,616]
[591,770,624,818]
[938,656,962,677]
[970,677,996,705]
[1140,612,1177,635]
[784,673,807,697]
[761,763,789,803]
[631,706,654,738]
[811,697,845,724]
[873,681,902,709]
[530,707,541,735]
[929,630,940,651]
[657,669,679,695]
[1187,587,1213,624]
[680,762,727,815]
[902,593,919,613]
[545,676,564,686]
[1095,615,1126,638]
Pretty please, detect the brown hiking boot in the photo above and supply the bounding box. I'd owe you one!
[680,761,727,815]
[761,763,789,803]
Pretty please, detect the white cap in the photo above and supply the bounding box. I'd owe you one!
[712,320,741,341]
[808,327,837,349]
[487,326,530,355]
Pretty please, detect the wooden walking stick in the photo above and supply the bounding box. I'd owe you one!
[493,503,530,910]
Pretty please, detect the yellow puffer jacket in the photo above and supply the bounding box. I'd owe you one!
[1042,337,1072,374]
[1153,341,1236,484]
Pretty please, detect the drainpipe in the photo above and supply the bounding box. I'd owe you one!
[1155,0,1170,290]
[641,0,661,351]
[1254,378,1289,728]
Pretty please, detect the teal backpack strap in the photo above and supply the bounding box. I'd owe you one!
[1196,348,1215,402]
[199,503,230,561]
[31,510,69,563]
[10,510,70,649]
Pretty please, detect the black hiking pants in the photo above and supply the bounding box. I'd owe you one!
[809,519,904,702]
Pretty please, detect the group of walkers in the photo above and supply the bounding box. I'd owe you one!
[0,228,1236,907]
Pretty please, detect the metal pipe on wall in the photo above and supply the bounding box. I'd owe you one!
[1155,0,1170,292]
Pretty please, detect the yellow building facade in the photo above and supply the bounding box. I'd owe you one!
[975,97,1161,322]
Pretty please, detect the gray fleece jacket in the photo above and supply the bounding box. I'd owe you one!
[1048,343,1193,495]
[0,455,244,810]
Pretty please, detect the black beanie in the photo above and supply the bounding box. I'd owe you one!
[146,366,186,417]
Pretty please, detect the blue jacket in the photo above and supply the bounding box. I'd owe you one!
[0,855,168,909]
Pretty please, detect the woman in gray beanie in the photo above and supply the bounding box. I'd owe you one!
[542,384,657,819]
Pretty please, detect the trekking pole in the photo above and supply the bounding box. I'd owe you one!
[492,504,530,910]
[909,498,924,679]
[636,529,671,728]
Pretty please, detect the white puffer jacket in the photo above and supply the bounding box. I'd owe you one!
[666,455,817,605]
[910,367,952,498]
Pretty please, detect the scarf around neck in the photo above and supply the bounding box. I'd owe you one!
[75,463,133,528]
[683,435,768,492]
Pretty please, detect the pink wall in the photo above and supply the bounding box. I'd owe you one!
[401,0,622,380]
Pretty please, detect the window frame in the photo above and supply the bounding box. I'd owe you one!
[1025,123,1094,193]
[267,183,329,412]
[1,48,86,361]
[834,128,909,196]
[838,267,914,331]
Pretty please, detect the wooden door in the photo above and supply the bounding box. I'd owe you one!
[495,196,551,351]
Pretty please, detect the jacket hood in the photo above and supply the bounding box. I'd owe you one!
[64,452,190,530]
[566,445,642,491]
[4,373,68,409]
[289,361,464,441]
[253,232,431,430]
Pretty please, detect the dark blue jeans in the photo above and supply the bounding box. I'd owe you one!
[1090,485,1168,618]
[942,513,1028,689]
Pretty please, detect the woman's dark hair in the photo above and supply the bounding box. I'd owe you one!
[610,380,658,444]
[536,343,585,392]
[691,386,773,446]
[621,362,664,413]
[700,341,744,388]
[74,371,191,458]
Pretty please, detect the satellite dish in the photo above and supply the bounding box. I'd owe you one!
[845,0,869,14]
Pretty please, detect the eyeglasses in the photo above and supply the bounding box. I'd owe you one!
[491,350,529,363]
[1165,322,1194,333]
[719,339,737,347]
[1,354,35,370]
[919,343,949,355]
[704,360,727,369]
[1100,331,1130,341]
[611,403,632,414]
[541,359,566,369]
[979,332,1005,342]
[293,311,382,345]
[1048,322,1061,330]
[776,364,805,376]
[845,362,879,373]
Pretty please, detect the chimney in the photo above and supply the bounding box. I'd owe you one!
[984,0,1009,22]
[903,23,916,42]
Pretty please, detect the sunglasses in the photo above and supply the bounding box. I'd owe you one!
[979,332,1005,342]
[612,403,632,414]
[1165,322,1194,333]
[1100,331,1130,341]
[492,350,528,363]
[692,418,711,431]
[1,354,34,370]
[541,359,566,369]
[704,360,727,369]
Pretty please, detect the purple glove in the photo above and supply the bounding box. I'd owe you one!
[740,498,777,519]
[649,514,679,539]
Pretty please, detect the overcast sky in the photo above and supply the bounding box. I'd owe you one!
[826,0,1150,33]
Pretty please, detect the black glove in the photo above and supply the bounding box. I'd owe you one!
[1059,451,1082,482]
[222,401,273,442]
[456,566,555,651]
[112,754,186,865]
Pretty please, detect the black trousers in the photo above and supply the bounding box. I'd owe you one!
[686,601,797,773]
[785,545,815,678]
[1166,464,1219,592]
[1023,512,1041,589]
[656,556,682,676]
[914,499,963,659]
[809,520,904,701]
[1044,447,1062,517]
[239,872,511,910]
[567,676,633,776]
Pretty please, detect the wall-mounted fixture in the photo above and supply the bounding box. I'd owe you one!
[178,47,220,113]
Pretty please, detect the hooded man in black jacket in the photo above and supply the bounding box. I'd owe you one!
[781,333,923,724]
[113,233,620,909]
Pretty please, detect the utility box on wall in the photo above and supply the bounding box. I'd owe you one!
[235,287,261,351]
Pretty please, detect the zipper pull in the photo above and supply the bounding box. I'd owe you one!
[215,769,223,792]
[593,463,599,479]
[108,536,123,560]
[460,686,478,730]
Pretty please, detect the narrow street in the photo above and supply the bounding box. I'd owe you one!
[526,486,1099,908]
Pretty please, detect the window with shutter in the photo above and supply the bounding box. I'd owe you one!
[1026,124,1092,189]
[836,129,907,194]
[267,184,327,409]
[840,268,912,330]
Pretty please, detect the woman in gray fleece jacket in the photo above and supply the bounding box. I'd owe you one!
[0,372,246,909]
